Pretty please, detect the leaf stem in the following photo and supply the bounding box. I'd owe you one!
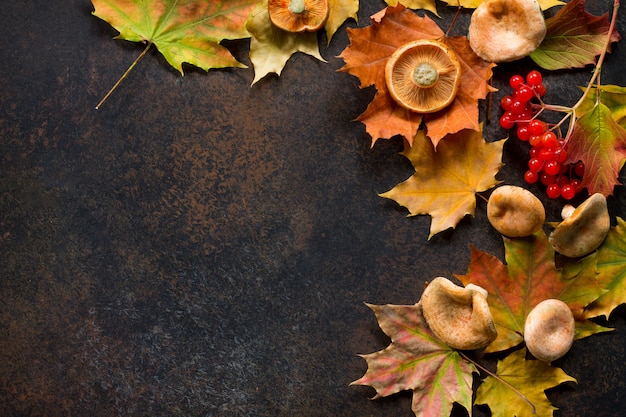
[95,41,153,110]
[459,351,537,415]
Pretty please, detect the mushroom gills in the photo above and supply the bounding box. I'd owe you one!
[385,40,462,113]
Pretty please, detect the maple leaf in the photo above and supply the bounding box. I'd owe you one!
[92,0,258,71]
[338,5,495,147]
[352,302,476,417]
[385,0,438,16]
[563,103,626,196]
[475,348,577,417]
[247,1,325,85]
[326,0,359,43]
[584,217,626,319]
[530,0,621,71]
[92,0,259,107]
[438,0,563,10]
[380,127,504,239]
[578,85,626,128]
[456,231,611,353]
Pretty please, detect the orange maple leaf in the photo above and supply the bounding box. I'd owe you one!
[338,5,496,147]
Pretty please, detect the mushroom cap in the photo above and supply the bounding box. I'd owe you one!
[549,193,610,258]
[487,185,546,237]
[524,299,575,362]
[385,39,462,113]
[421,277,497,350]
[468,0,547,63]
[268,0,329,33]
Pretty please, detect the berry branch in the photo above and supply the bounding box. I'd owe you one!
[498,0,620,200]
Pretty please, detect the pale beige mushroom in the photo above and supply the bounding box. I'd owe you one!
[524,299,575,362]
[468,0,547,63]
[420,277,497,350]
[549,193,610,258]
[487,185,545,237]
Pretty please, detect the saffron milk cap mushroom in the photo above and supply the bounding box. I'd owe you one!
[420,277,497,350]
[385,40,462,113]
[549,193,610,258]
[468,0,547,63]
[268,0,329,33]
[524,299,575,362]
[487,185,545,237]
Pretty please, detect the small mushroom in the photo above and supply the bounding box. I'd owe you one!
[421,277,497,350]
[385,39,462,113]
[468,0,547,63]
[268,0,329,33]
[549,193,610,258]
[487,185,545,237]
[524,299,575,362]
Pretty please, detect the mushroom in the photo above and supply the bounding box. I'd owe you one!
[385,39,462,113]
[420,277,497,350]
[549,193,610,258]
[524,299,575,362]
[468,0,547,63]
[487,185,545,237]
[268,0,329,33]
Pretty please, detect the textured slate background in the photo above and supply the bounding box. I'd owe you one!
[1,1,626,416]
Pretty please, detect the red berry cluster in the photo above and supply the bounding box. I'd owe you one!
[499,71,584,200]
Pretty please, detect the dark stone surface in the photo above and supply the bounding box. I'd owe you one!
[1,1,625,416]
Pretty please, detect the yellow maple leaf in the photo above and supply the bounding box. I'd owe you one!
[380,127,504,239]
[247,1,325,85]
[385,0,439,15]
[327,0,359,43]
[475,348,577,417]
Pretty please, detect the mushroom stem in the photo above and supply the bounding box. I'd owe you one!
[412,63,439,87]
[288,0,306,14]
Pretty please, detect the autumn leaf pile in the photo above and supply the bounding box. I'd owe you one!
[88,1,626,416]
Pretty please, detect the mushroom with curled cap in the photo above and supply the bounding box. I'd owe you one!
[548,193,610,258]
[468,0,547,63]
[385,40,462,113]
[524,299,575,362]
[420,277,497,350]
[268,0,329,33]
[487,185,546,237]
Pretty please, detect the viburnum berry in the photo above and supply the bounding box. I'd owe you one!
[544,160,561,176]
[515,85,535,103]
[500,113,515,129]
[574,161,585,178]
[509,74,525,90]
[561,183,577,200]
[500,95,514,111]
[517,125,531,141]
[526,70,543,86]
[546,183,561,199]
[528,120,547,136]
[528,158,543,172]
[532,83,546,97]
[524,170,539,184]
[540,173,556,186]
[541,131,559,149]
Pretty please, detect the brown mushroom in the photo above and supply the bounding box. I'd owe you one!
[487,185,545,237]
[385,40,462,113]
[468,0,547,63]
[548,193,610,258]
[420,277,497,350]
[524,299,575,362]
[268,0,329,33]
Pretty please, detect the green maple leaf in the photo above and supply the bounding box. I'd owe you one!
[247,1,325,85]
[584,217,626,319]
[564,103,626,196]
[475,348,577,417]
[380,127,504,239]
[578,85,626,128]
[530,0,621,70]
[352,302,476,417]
[456,231,611,353]
[92,0,259,107]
